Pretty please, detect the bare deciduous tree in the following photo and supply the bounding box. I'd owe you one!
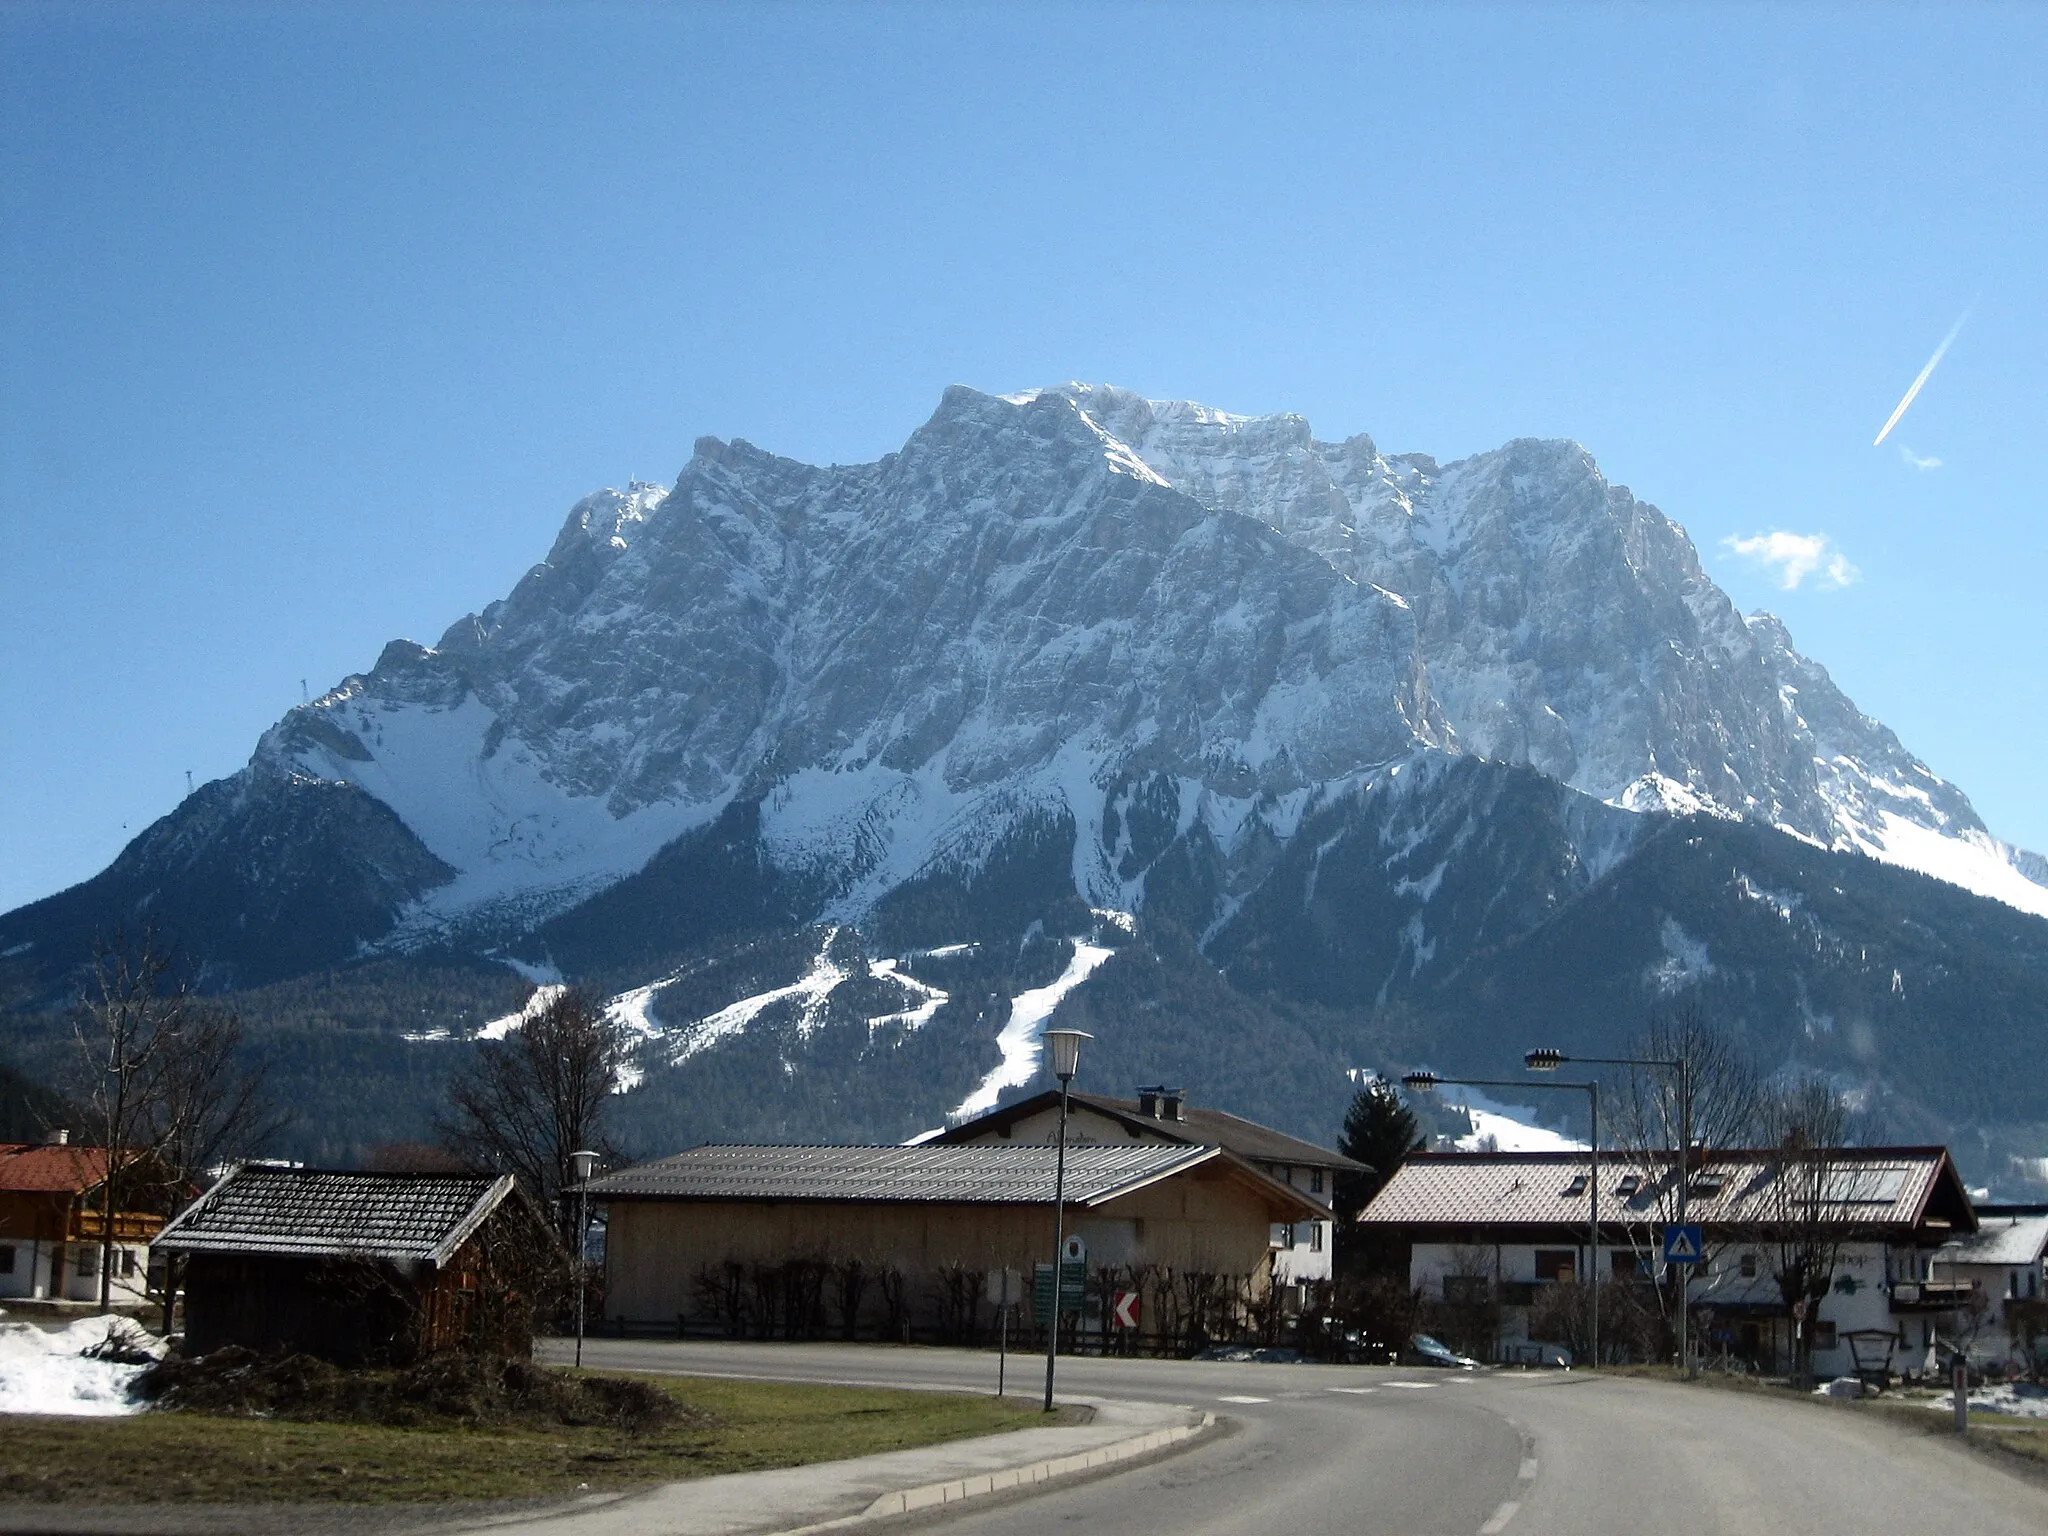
[439,986,625,1245]
[1750,1074,1862,1383]
[70,929,282,1314]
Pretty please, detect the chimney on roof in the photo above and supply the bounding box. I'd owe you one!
[1137,1087,1159,1118]
[44,1128,68,1146]
[1162,1087,1184,1122]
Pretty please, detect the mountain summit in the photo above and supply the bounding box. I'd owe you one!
[6,385,2046,1183]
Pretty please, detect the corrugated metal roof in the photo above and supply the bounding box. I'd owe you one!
[1360,1149,1953,1233]
[582,1143,1219,1206]
[1940,1214,2048,1267]
[153,1167,518,1267]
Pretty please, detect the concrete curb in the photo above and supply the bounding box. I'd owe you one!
[775,1411,1217,1535]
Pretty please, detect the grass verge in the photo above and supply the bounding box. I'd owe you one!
[0,1372,1062,1505]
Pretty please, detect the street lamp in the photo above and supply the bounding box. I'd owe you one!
[1526,1047,1693,1375]
[1403,1070,1600,1370]
[569,1149,600,1369]
[1042,1029,1091,1412]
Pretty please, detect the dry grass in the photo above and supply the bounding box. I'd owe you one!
[0,1371,1058,1505]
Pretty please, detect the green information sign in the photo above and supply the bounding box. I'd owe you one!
[1032,1260,1087,1324]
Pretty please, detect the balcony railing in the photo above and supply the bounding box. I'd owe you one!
[1888,1279,1974,1310]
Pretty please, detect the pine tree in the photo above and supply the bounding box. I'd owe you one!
[1336,1080,1425,1218]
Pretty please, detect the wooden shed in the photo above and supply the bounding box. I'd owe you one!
[583,1142,1326,1347]
[153,1166,561,1364]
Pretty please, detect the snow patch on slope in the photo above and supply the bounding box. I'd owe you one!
[666,931,850,1066]
[950,940,1115,1120]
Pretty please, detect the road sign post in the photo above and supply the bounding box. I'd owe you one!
[1662,1224,1703,1266]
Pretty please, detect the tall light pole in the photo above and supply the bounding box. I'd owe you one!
[1404,1071,1599,1370]
[570,1149,600,1369]
[1042,1029,1090,1413]
[1526,1048,1692,1375]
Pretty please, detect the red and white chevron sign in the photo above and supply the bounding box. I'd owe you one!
[1111,1290,1140,1330]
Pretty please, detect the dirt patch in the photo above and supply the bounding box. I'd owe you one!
[133,1350,697,1432]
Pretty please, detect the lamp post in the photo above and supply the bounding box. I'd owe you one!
[1042,1029,1090,1413]
[569,1149,600,1370]
[1526,1048,1692,1375]
[1404,1070,1599,1370]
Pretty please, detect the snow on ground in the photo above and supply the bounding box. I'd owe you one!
[665,931,849,1067]
[295,695,725,933]
[864,959,948,1035]
[474,983,568,1041]
[1442,1087,1588,1152]
[1924,1382,2048,1419]
[0,1314,163,1416]
[1850,812,2048,921]
[950,940,1115,1120]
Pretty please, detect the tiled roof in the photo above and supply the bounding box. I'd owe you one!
[1360,1148,1961,1234]
[583,1143,1225,1206]
[932,1092,1367,1172]
[0,1142,116,1194]
[1940,1213,2048,1267]
[153,1166,520,1266]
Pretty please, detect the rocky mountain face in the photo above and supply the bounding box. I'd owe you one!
[4,385,2045,1190]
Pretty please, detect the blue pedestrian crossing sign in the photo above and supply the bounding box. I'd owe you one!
[1662,1224,1704,1264]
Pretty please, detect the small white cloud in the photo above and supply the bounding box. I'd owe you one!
[1898,445,1942,471]
[1722,532,1860,592]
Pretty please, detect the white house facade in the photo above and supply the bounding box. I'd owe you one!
[1365,1146,1980,1378]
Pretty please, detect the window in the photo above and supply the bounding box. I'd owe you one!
[1443,1275,1489,1305]
[1310,1223,1324,1253]
[1611,1250,1643,1280]
[1310,1168,1325,1194]
[0,1245,14,1275]
[1813,1320,1838,1351]
[1561,1175,1588,1197]
[1615,1174,1642,1197]
[76,1246,98,1278]
[1273,1223,1295,1248]
[121,1249,138,1278]
[1534,1249,1576,1282]
[1739,1251,1757,1279]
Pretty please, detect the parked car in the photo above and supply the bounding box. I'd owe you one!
[1505,1340,1572,1368]
[1405,1333,1482,1369]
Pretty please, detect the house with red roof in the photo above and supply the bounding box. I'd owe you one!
[0,1131,166,1304]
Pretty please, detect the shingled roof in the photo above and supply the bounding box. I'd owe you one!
[0,1142,120,1194]
[580,1142,1327,1218]
[153,1166,529,1267]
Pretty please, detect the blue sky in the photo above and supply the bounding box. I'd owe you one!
[3,3,2044,913]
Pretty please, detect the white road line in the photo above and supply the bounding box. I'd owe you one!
[1217,1394,1270,1404]
[1519,1458,1539,1481]
[1384,1381,1438,1389]
[1478,1500,1520,1534]
[1326,1386,1376,1394]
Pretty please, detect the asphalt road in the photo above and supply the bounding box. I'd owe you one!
[544,1339,2048,1536]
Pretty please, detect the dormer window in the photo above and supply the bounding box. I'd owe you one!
[1562,1175,1588,1197]
[1615,1174,1642,1197]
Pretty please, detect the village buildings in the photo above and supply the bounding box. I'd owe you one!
[0,1133,163,1305]
[1359,1145,1986,1378]
[152,1165,561,1363]
[929,1086,1364,1295]
[584,1141,1326,1344]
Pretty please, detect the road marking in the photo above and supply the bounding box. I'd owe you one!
[1478,1500,1520,1534]
[1519,1458,1539,1481]
[1217,1394,1270,1404]
[1326,1386,1376,1394]
[1384,1381,1437,1389]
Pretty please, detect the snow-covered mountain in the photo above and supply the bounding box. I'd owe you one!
[6,382,2048,1184]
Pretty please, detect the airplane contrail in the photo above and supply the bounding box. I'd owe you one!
[1873,309,1971,447]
